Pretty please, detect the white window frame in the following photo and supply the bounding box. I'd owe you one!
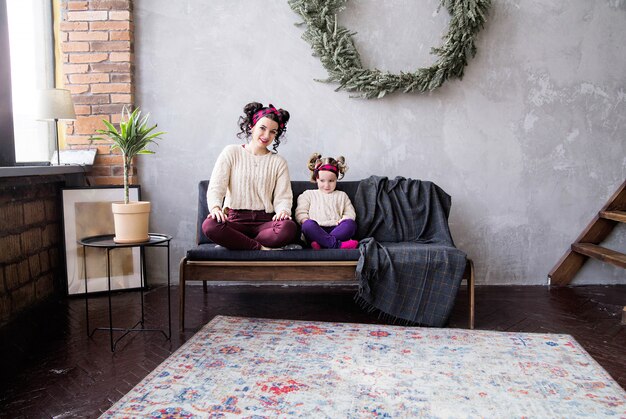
[6,0,55,164]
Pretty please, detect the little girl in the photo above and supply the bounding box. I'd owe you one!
[295,153,358,249]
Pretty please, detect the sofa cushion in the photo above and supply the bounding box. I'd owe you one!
[196,180,362,245]
[187,243,360,261]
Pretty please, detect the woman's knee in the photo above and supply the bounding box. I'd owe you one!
[202,217,225,238]
[277,219,297,238]
[265,219,297,246]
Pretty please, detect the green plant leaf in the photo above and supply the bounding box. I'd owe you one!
[89,106,166,203]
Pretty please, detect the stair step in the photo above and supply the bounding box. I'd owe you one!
[600,210,626,223]
[571,243,626,269]
[549,179,626,285]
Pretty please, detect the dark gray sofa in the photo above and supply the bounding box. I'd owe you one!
[189,180,361,261]
[179,180,475,329]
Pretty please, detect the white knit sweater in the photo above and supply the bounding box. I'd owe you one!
[206,144,292,214]
[295,189,356,227]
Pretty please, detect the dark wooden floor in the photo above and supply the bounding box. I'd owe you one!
[0,284,624,418]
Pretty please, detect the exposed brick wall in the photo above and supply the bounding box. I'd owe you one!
[0,177,65,327]
[60,0,135,186]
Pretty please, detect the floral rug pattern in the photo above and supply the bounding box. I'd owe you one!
[102,316,626,418]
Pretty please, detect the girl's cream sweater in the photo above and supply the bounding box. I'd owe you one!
[295,189,356,227]
[206,144,292,214]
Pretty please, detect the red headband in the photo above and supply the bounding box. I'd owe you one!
[251,104,285,129]
[314,163,339,177]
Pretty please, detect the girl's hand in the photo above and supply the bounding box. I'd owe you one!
[273,210,292,221]
[208,207,226,223]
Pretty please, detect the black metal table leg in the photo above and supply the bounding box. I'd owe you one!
[79,234,173,352]
[140,246,145,327]
[83,245,90,337]
[167,241,171,339]
[107,248,114,351]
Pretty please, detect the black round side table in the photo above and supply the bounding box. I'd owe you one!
[78,233,172,351]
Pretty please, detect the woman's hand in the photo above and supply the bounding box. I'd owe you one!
[273,210,292,221]
[208,207,227,223]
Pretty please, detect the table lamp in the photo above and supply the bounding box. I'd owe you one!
[36,88,76,165]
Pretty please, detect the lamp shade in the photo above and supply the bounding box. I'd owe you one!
[36,89,76,120]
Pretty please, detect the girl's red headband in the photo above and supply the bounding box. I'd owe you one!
[314,163,339,177]
[252,104,285,129]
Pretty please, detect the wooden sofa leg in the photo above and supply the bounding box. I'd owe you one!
[203,281,208,293]
[466,259,475,330]
[179,257,187,330]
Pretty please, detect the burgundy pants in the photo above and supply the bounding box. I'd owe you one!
[202,209,297,250]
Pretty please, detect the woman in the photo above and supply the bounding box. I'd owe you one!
[202,102,297,250]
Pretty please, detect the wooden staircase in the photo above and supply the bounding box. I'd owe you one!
[549,179,626,289]
[548,181,626,325]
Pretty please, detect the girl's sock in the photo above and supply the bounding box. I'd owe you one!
[339,239,358,249]
[310,241,321,250]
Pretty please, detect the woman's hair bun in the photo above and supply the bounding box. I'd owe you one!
[243,102,264,115]
[278,109,290,125]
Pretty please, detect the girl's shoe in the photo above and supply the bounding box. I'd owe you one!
[339,239,358,249]
[310,241,321,250]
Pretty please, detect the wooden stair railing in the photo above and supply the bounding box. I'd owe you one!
[548,179,626,287]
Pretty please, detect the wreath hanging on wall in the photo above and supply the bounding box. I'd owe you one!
[288,0,492,99]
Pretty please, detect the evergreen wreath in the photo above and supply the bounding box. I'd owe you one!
[288,0,491,99]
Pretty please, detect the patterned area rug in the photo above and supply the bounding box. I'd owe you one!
[103,316,626,418]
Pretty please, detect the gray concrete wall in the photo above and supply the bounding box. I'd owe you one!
[134,0,626,285]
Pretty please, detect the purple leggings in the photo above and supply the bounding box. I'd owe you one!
[301,219,357,249]
[202,209,297,250]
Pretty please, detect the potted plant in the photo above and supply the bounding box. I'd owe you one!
[92,106,166,243]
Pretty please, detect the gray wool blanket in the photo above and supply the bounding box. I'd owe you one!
[354,176,466,327]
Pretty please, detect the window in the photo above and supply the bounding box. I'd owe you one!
[1,0,55,166]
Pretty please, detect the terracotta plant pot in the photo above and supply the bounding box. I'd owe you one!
[111,201,151,243]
